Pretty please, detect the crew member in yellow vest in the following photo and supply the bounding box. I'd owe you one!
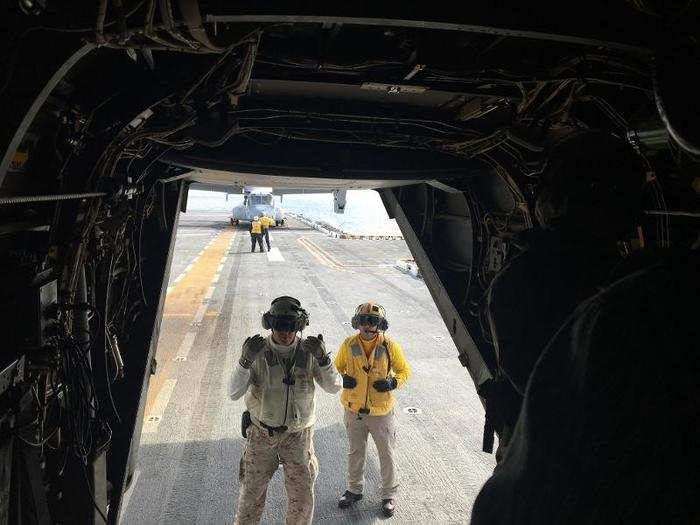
[249,216,264,252]
[260,213,275,250]
[334,302,411,517]
[230,296,342,524]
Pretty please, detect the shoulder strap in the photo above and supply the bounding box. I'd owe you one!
[294,340,308,369]
[350,342,363,357]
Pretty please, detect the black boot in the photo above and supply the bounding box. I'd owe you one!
[338,491,362,509]
[382,499,395,517]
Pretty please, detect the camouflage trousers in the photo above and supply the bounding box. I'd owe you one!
[233,424,318,525]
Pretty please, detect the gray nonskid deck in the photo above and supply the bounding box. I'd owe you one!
[120,212,495,524]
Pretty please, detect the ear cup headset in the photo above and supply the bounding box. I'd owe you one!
[351,303,390,376]
[351,302,389,331]
[262,296,309,332]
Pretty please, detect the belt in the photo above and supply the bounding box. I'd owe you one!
[258,421,288,436]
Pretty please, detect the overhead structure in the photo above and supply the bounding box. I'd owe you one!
[0,1,699,523]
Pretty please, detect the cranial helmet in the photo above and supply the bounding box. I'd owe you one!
[351,302,389,331]
[262,296,309,332]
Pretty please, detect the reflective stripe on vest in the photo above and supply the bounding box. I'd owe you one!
[350,343,388,364]
[375,345,387,360]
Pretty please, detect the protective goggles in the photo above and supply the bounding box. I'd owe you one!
[270,316,298,332]
[356,314,382,326]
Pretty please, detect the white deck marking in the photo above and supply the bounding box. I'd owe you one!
[174,273,184,283]
[204,286,215,300]
[142,379,177,434]
[193,303,208,324]
[266,247,285,262]
[212,273,220,284]
[217,263,224,272]
[184,263,193,273]
[166,286,173,295]
[175,332,196,360]
[220,256,228,263]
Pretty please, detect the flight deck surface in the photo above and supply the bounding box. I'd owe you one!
[120,212,495,524]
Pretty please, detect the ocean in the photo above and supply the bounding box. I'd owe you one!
[186,189,402,236]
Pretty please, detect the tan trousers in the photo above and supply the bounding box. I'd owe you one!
[344,408,398,499]
[234,424,318,525]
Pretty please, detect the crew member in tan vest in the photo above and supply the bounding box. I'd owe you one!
[230,296,341,524]
[334,302,411,517]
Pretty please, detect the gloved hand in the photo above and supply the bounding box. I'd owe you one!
[303,334,329,364]
[372,377,397,392]
[342,374,357,389]
[239,334,265,368]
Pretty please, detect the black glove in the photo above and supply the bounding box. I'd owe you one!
[342,374,357,389]
[303,334,330,365]
[240,334,265,368]
[373,377,397,392]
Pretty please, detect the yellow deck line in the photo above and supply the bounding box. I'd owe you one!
[303,237,347,268]
[303,237,392,269]
[297,236,345,271]
[297,237,332,268]
[163,231,235,316]
[144,230,235,416]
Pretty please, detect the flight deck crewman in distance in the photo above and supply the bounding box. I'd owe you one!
[249,216,264,253]
[229,296,341,525]
[260,212,275,251]
[335,302,411,517]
